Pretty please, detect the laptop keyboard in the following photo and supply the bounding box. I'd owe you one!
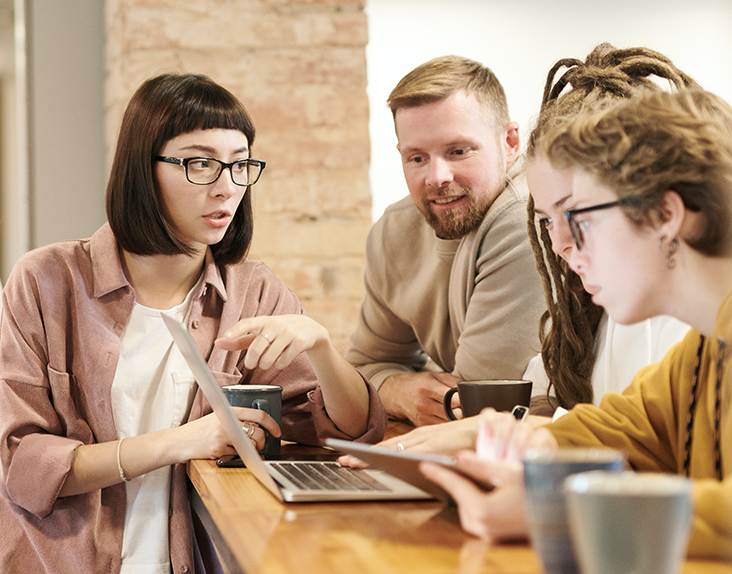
[269,462,391,492]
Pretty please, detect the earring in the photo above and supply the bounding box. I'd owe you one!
[658,236,679,269]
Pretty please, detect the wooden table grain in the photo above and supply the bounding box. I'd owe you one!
[188,456,543,574]
[187,421,731,574]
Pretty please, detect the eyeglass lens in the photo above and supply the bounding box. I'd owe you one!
[568,215,584,250]
[186,158,262,186]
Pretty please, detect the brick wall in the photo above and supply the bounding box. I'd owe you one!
[105,0,371,352]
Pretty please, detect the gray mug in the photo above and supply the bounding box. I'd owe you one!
[443,379,532,420]
[523,449,626,574]
[223,384,282,458]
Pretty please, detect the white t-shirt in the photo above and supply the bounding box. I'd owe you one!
[524,314,690,405]
[111,280,202,574]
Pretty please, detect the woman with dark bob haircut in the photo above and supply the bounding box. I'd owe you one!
[0,73,386,573]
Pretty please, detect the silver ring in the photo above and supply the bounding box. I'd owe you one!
[242,422,256,438]
[397,442,405,451]
[260,333,272,345]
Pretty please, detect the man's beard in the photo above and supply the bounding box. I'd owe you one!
[421,185,495,240]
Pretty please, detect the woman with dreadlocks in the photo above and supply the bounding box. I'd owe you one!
[423,85,732,560]
[523,43,693,414]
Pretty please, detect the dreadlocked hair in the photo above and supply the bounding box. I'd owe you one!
[527,194,602,408]
[526,43,698,409]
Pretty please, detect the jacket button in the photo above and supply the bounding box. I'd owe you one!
[192,320,200,329]
[181,566,189,573]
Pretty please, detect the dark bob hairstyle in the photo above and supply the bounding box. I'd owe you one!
[106,73,257,265]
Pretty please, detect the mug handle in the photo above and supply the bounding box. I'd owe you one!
[252,398,271,416]
[251,398,275,455]
[443,387,459,421]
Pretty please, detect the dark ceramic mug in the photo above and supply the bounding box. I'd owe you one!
[223,384,282,457]
[443,379,533,420]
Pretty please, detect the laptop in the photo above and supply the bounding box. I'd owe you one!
[162,314,448,502]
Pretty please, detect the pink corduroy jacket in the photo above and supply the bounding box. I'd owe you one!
[0,223,387,574]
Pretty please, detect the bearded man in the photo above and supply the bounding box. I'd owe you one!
[346,55,545,426]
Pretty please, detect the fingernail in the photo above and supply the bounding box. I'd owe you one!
[476,419,495,460]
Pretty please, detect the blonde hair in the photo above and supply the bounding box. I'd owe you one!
[387,55,510,130]
[542,88,732,257]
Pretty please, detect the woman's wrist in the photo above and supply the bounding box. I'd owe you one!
[125,427,184,476]
[303,327,335,364]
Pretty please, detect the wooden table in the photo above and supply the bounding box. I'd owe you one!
[188,422,732,574]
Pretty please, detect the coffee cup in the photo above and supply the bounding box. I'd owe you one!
[443,379,532,420]
[564,471,693,574]
[223,384,282,458]
[523,448,626,574]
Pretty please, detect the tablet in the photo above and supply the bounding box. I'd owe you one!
[325,439,492,502]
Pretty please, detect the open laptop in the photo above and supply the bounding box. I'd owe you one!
[162,314,450,502]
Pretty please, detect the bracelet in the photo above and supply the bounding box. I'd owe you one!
[117,437,131,483]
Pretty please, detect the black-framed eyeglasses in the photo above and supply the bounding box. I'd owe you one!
[565,197,638,250]
[156,156,266,187]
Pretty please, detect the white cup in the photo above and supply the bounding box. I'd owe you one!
[564,471,694,574]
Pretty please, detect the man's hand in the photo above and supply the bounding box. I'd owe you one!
[379,372,461,426]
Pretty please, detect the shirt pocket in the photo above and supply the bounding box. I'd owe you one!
[47,366,94,443]
[170,371,197,427]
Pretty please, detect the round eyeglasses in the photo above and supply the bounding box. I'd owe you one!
[156,156,266,187]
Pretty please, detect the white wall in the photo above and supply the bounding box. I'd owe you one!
[366,0,732,222]
[26,0,106,249]
[1,0,106,281]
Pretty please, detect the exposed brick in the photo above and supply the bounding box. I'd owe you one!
[265,257,367,302]
[115,5,366,51]
[254,167,370,219]
[249,215,370,259]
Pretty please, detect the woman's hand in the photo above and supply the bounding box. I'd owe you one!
[170,406,281,462]
[338,416,481,468]
[215,315,329,371]
[416,409,558,542]
[383,415,481,455]
[475,408,557,462]
[59,407,281,497]
[420,452,529,542]
[217,314,371,438]
[217,314,372,438]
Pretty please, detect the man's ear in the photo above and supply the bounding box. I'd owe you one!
[502,122,520,169]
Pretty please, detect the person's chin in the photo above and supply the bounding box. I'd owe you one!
[602,302,649,326]
[587,287,608,312]
[425,208,477,239]
[194,230,228,249]
[589,290,604,308]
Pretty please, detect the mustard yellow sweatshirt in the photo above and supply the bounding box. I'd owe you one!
[549,291,732,560]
